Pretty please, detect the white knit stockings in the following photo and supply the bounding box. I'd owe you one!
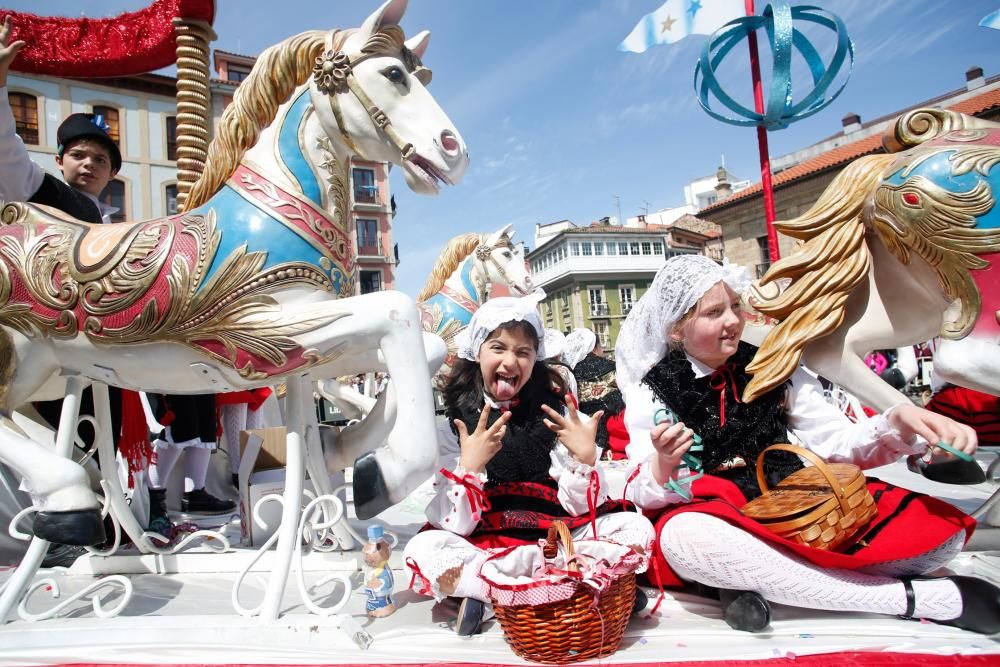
[661,512,964,621]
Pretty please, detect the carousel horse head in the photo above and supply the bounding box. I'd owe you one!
[743,108,1000,409]
[309,0,468,195]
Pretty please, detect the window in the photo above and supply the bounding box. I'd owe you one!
[571,242,580,256]
[99,179,126,223]
[641,242,652,255]
[356,218,379,254]
[756,236,771,278]
[165,116,177,161]
[92,105,120,145]
[619,286,634,314]
[652,241,664,255]
[593,241,603,256]
[581,242,592,256]
[228,66,251,83]
[606,242,617,256]
[618,242,629,255]
[353,168,378,204]
[594,321,610,348]
[9,92,38,145]
[630,242,640,255]
[360,270,382,294]
[588,287,607,317]
[165,184,178,215]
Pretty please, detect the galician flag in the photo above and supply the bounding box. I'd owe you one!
[980,9,1000,30]
[619,0,746,53]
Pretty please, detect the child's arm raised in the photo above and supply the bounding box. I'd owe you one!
[0,15,43,204]
[456,406,511,474]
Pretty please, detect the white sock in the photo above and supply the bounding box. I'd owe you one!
[222,404,247,474]
[661,512,962,621]
[148,442,182,489]
[184,446,212,491]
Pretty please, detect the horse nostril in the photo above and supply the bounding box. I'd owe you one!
[440,130,460,155]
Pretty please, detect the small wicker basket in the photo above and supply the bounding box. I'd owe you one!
[489,521,636,664]
[741,444,877,551]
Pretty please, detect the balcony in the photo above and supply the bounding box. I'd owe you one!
[756,262,771,279]
[621,303,633,316]
[590,303,610,318]
[353,185,381,206]
[356,239,385,259]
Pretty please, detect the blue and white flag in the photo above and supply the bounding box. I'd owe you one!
[619,0,745,53]
[980,9,1000,30]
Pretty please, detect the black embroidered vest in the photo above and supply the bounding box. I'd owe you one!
[31,173,103,224]
[641,342,802,500]
[447,364,628,540]
[572,354,625,450]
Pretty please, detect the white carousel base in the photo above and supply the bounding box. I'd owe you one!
[1,458,999,666]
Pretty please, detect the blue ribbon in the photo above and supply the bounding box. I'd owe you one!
[694,1,853,130]
[91,114,111,133]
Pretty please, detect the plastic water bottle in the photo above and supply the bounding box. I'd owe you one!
[362,524,396,617]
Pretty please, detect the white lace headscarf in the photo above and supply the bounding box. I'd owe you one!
[615,255,751,405]
[562,328,597,370]
[456,290,547,361]
[543,328,567,361]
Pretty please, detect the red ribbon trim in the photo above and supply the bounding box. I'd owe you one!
[439,468,491,518]
[587,469,601,539]
[708,363,741,427]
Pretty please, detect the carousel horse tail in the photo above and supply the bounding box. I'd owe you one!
[744,153,899,403]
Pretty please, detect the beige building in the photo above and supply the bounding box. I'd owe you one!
[699,67,1000,276]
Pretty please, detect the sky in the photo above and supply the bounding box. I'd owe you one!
[7,0,1000,298]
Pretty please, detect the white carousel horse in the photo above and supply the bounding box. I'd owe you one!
[743,108,1000,413]
[317,223,532,412]
[0,0,468,553]
[417,223,534,385]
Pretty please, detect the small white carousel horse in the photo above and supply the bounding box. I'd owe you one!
[417,223,533,384]
[0,0,468,548]
[743,108,1000,411]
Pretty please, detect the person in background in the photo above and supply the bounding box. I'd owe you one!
[562,328,628,458]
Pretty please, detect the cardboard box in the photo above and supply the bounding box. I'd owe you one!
[237,427,347,547]
[239,427,287,471]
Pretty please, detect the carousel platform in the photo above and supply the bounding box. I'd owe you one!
[1,458,999,666]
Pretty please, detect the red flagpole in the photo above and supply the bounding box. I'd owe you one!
[744,0,780,264]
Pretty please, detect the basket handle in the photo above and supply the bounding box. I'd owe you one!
[543,520,578,572]
[755,444,853,517]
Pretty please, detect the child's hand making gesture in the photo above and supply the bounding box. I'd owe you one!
[542,396,602,466]
[0,16,26,87]
[455,406,511,474]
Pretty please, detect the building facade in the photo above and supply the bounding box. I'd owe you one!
[698,67,1000,276]
[8,49,398,293]
[528,221,697,356]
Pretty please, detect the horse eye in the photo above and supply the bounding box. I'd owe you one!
[382,66,406,84]
[502,251,512,258]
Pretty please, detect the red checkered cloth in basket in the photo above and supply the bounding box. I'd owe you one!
[480,538,645,607]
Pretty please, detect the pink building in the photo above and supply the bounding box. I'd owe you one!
[350,158,396,293]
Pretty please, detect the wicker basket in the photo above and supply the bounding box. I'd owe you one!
[741,444,877,551]
[488,522,637,664]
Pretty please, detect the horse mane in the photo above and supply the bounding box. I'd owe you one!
[185,25,410,211]
[743,153,899,402]
[417,233,488,302]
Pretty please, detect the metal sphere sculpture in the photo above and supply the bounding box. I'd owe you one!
[694,1,853,130]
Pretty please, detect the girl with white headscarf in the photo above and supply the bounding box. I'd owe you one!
[404,293,654,637]
[563,328,628,457]
[615,254,996,634]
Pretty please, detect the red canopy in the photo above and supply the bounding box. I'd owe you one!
[5,0,215,77]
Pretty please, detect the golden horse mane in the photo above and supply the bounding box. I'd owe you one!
[742,153,898,402]
[417,233,488,302]
[185,25,410,211]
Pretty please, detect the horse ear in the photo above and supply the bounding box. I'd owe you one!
[358,0,408,39]
[405,30,430,60]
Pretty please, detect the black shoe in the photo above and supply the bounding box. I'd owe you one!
[40,543,86,568]
[456,597,485,636]
[718,589,771,632]
[902,576,1000,635]
[232,473,240,489]
[907,454,986,485]
[632,587,649,616]
[181,487,236,514]
[147,487,172,535]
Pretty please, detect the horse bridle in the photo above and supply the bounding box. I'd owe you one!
[474,237,520,295]
[313,30,432,162]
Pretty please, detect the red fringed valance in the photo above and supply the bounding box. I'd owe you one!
[4,0,215,78]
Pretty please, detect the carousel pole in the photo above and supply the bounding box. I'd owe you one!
[172,16,217,212]
[744,0,780,264]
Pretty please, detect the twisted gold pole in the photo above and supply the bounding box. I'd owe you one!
[172,17,216,212]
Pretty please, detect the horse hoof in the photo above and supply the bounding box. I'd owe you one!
[33,509,106,546]
[352,451,392,520]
